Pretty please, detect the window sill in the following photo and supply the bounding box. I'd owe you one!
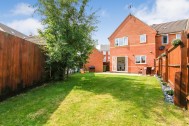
[135,63,147,65]
[115,45,129,47]
[140,42,147,44]
[162,43,168,45]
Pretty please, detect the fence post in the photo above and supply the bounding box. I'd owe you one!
[158,58,160,76]
[154,59,156,74]
[165,49,168,82]
[160,58,162,77]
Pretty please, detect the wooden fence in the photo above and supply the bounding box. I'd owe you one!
[0,31,45,98]
[155,31,189,108]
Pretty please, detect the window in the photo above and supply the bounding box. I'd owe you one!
[103,56,106,62]
[162,34,168,44]
[115,37,128,46]
[103,51,106,55]
[176,33,181,39]
[108,56,110,61]
[140,34,146,43]
[123,37,128,45]
[115,38,119,46]
[135,56,146,64]
[108,51,110,55]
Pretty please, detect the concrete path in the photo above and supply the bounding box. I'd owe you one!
[95,72,143,76]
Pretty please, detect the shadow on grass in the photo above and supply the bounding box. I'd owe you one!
[0,73,184,126]
[0,77,77,126]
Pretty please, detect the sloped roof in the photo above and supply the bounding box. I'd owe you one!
[109,14,156,39]
[100,44,110,51]
[151,19,189,34]
[0,22,28,39]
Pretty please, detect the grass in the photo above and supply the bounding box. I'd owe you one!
[0,73,188,126]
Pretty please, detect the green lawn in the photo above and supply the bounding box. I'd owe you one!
[0,73,188,126]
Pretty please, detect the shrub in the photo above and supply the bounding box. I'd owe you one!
[162,82,167,86]
[160,78,164,82]
[157,75,161,78]
[172,39,182,46]
[161,53,166,57]
[166,90,174,96]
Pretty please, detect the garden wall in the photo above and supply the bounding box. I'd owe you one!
[0,31,45,99]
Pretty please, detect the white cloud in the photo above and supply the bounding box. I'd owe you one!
[7,18,43,36]
[11,3,35,16]
[100,10,109,17]
[132,0,189,24]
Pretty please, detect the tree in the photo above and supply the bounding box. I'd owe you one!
[35,0,97,80]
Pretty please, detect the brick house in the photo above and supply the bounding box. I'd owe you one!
[85,48,103,72]
[109,14,189,74]
[109,14,156,73]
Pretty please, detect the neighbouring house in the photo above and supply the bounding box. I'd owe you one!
[100,44,110,71]
[0,22,46,46]
[109,14,189,74]
[0,23,28,39]
[85,48,103,72]
[151,19,189,57]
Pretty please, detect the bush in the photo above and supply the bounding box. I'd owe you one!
[166,90,174,96]
[162,82,167,86]
[157,75,161,78]
[161,53,166,57]
[172,39,182,46]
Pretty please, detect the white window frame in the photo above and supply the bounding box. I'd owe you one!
[162,34,169,44]
[140,34,146,43]
[123,36,128,46]
[135,55,147,64]
[108,56,110,61]
[176,33,181,39]
[108,51,110,55]
[103,51,106,55]
[115,38,119,46]
[115,36,128,47]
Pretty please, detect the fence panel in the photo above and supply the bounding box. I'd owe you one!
[168,46,181,88]
[0,31,45,98]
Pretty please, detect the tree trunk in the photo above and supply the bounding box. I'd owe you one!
[62,68,65,80]
[66,67,69,79]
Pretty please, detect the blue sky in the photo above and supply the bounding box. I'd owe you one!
[1,0,189,45]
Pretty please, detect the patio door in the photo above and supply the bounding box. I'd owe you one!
[112,56,128,72]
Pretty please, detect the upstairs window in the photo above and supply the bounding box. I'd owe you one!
[115,38,119,46]
[123,37,128,45]
[115,37,128,46]
[162,34,168,44]
[103,51,106,55]
[140,34,146,43]
[176,33,181,39]
[135,55,146,64]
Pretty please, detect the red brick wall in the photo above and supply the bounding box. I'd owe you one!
[155,34,179,57]
[85,48,103,72]
[102,51,110,63]
[109,15,156,73]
